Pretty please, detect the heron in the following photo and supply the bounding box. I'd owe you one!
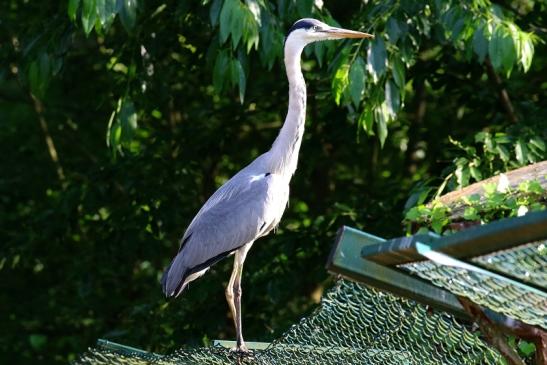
[161,18,373,352]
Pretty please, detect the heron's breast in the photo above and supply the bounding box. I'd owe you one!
[268,174,290,217]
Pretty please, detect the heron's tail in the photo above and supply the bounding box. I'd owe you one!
[161,255,188,298]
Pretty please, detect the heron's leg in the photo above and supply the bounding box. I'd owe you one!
[225,243,253,352]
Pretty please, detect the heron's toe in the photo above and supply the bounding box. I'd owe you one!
[229,344,252,356]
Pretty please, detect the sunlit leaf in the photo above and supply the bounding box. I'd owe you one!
[529,137,545,152]
[96,0,117,29]
[367,37,387,83]
[469,165,482,181]
[520,33,534,72]
[496,145,510,162]
[375,103,389,147]
[234,58,246,103]
[463,207,480,221]
[81,0,96,35]
[332,63,349,105]
[68,0,80,22]
[242,7,259,52]
[348,56,365,108]
[518,341,536,357]
[515,139,528,164]
[385,79,400,116]
[358,106,374,135]
[455,164,470,188]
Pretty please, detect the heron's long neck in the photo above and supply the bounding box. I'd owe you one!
[269,42,306,177]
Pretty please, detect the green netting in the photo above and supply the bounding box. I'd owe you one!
[75,280,502,365]
[471,240,547,289]
[403,245,547,329]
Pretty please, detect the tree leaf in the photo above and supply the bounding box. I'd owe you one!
[463,207,480,221]
[385,79,400,117]
[28,53,51,98]
[469,165,482,181]
[529,137,545,152]
[242,7,259,52]
[118,0,137,33]
[488,24,515,72]
[391,58,405,89]
[230,2,243,49]
[375,104,389,147]
[472,25,487,63]
[96,0,117,28]
[348,57,365,108]
[219,0,234,44]
[209,0,222,26]
[234,58,246,103]
[455,164,470,188]
[496,145,510,162]
[515,139,528,164]
[488,25,503,70]
[68,0,80,22]
[501,31,516,73]
[519,32,534,72]
[29,334,47,350]
[119,99,138,144]
[332,63,349,105]
[358,106,374,135]
[386,18,401,43]
[367,37,387,83]
[213,50,229,92]
[518,341,536,357]
[81,0,96,35]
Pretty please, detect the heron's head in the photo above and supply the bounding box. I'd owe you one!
[285,18,373,48]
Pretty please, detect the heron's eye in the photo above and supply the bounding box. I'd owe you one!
[312,25,319,31]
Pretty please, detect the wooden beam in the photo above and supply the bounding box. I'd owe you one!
[360,210,547,266]
[436,161,547,220]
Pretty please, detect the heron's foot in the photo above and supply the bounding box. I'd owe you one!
[229,343,251,355]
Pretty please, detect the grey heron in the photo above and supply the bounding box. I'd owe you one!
[161,18,373,352]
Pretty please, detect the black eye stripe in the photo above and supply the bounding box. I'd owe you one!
[286,19,316,36]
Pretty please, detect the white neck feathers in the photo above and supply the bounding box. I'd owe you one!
[269,36,308,178]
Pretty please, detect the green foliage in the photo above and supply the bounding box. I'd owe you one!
[1,1,547,364]
[404,178,547,235]
[440,128,546,192]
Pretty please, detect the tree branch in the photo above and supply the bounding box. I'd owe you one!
[31,94,66,185]
[458,297,526,365]
[435,161,547,220]
[485,57,519,123]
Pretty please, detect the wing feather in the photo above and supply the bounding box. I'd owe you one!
[162,172,286,296]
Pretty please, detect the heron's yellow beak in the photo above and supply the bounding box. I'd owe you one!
[323,27,374,39]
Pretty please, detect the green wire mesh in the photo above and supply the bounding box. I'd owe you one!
[75,280,503,365]
[471,240,547,289]
[402,243,547,329]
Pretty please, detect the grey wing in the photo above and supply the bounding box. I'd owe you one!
[162,172,285,297]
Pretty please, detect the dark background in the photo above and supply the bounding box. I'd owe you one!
[1,0,545,363]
